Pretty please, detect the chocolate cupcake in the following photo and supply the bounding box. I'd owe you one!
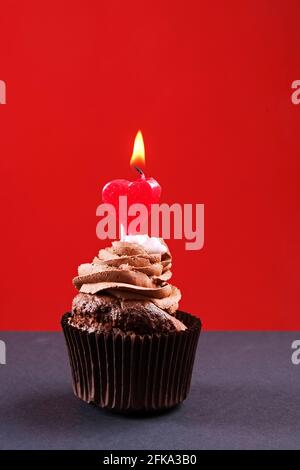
[61,237,201,411]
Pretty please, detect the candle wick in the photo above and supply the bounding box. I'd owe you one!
[134,166,144,177]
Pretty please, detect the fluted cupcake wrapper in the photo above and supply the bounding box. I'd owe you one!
[61,311,201,412]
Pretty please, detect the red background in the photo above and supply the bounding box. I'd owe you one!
[1,0,299,330]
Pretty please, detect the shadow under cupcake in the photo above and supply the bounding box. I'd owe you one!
[61,239,201,412]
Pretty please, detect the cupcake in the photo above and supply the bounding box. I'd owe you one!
[61,236,201,412]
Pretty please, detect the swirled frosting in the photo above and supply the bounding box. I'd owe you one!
[73,240,181,314]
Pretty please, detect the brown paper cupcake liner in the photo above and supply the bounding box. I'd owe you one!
[61,311,201,412]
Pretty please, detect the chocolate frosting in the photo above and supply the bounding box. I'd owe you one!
[73,240,181,314]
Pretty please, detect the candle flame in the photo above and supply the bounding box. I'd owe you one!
[130,130,145,167]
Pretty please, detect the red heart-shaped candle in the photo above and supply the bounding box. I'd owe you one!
[102,168,161,215]
[102,131,161,233]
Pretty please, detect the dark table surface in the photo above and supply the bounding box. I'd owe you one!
[0,331,300,450]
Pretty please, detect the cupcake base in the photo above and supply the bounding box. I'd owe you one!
[61,311,201,412]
